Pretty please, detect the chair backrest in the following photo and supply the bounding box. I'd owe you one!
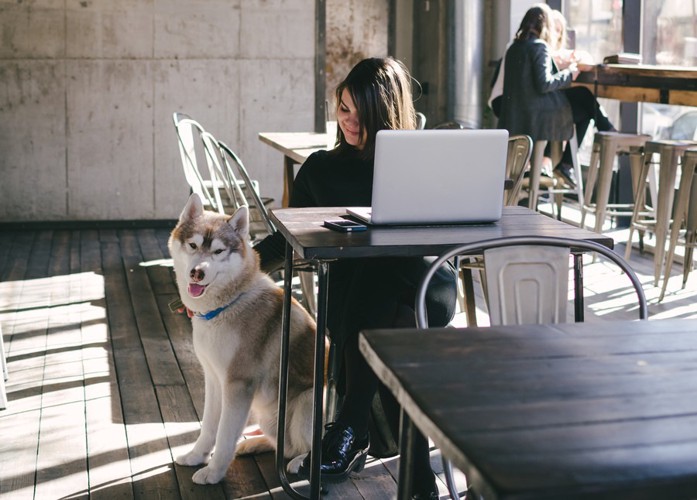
[194,130,275,240]
[172,112,226,213]
[199,130,247,212]
[433,121,465,129]
[483,243,569,324]
[504,135,533,206]
[416,112,427,130]
[416,236,648,328]
[216,140,276,238]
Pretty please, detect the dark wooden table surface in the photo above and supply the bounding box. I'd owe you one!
[269,206,614,260]
[574,63,697,106]
[360,318,697,500]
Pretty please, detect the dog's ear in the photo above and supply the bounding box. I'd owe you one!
[179,193,203,223]
[229,206,250,239]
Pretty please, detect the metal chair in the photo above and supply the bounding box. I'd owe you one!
[416,112,427,130]
[581,131,651,233]
[200,132,275,241]
[625,140,697,287]
[214,137,316,314]
[503,134,533,206]
[172,112,228,214]
[415,236,648,499]
[458,135,532,325]
[433,121,465,130]
[659,148,697,301]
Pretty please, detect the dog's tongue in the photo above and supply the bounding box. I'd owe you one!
[188,283,206,297]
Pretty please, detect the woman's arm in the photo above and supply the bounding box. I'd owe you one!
[253,152,322,272]
[531,41,577,94]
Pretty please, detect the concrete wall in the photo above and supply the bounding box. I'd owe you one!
[0,0,315,221]
[325,0,389,117]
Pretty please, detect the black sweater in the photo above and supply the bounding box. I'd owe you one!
[254,148,372,271]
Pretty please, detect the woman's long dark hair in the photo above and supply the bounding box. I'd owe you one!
[514,3,554,44]
[333,57,416,161]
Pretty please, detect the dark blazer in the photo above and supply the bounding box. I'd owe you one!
[498,37,574,142]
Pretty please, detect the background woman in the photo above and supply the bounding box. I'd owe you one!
[497,4,615,188]
[254,57,456,500]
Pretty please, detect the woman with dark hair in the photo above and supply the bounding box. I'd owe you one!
[497,3,596,187]
[254,57,456,499]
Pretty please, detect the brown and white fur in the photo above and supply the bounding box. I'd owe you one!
[168,194,316,484]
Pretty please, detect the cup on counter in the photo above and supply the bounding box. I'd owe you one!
[326,120,338,150]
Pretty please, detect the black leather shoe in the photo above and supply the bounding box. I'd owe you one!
[412,476,439,499]
[412,493,439,500]
[298,422,370,483]
[554,162,577,188]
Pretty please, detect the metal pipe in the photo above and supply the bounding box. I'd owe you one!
[450,0,485,129]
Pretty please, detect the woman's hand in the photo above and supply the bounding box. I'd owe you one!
[568,61,580,80]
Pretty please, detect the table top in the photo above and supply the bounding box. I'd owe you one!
[258,131,328,164]
[360,318,697,499]
[269,206,614,260]
[575,63,697,106]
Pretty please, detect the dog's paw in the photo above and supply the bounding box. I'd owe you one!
[175,450,210,467]
[236,436,274,456]
[191,465,226,485]
[286,453,308,475]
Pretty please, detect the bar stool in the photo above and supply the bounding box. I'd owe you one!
[659,148,697,301]
[528,128,584,220]
[581,131,651,233]
[625,140,697,286]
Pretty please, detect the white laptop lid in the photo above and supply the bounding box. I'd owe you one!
[348,129,509,225]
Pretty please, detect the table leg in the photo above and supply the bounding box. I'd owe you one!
[283,156,296,207]
[276,249,329,500]
[309,262,329,498]
[397,409,416,500]
[277,243,306,499]
[573,253,584,322]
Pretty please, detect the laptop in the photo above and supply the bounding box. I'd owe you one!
[347,128,509,225]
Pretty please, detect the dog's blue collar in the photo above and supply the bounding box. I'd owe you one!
[194,293,245,321]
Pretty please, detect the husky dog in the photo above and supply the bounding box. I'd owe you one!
[169,194,316,485]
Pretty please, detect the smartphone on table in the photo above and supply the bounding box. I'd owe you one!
[323,219,368,232]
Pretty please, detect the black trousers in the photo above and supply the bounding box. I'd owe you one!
[558,86,615,165]
[328,256,458,493]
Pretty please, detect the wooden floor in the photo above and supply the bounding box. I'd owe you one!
[1,209,696,499]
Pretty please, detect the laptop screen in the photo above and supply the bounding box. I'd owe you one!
[358,128,509,225]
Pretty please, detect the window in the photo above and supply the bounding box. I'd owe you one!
[563,0,696,141]
[641,0,697,140]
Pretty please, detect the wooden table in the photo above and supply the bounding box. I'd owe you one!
[359,318,697,499]
[258,132,328,206]
[575,63,697,106]
[270,206,613,499]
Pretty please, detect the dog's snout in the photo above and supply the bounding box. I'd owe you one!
[190,267,205,282]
